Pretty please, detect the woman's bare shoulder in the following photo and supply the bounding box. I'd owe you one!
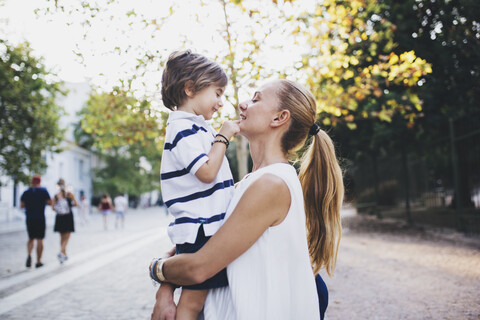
[245,173,289,203]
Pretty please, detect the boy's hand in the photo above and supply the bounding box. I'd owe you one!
[218,120,240,140]
[151,284,176,320]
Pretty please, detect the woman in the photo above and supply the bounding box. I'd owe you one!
[52,178,77,263]
[151,80,343,319]
[98,194,113,230]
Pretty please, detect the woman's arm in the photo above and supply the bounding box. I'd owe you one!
[68,192,78,207]
[52,195,57,208]
[162,173,291,285]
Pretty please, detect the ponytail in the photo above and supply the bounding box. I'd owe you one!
[298,129,344,275]
[276,79,344,276]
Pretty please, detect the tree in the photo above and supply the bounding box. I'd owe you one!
[0,39,65,191]
[80,87,164,150]
[384,0,480,209]
[299,0,431,128]
[91,144,162,200]
[77,88,165,197]
[36,0,302,180]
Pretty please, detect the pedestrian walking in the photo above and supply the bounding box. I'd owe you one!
[77,193,90,225]
[113,193,128,229]
[52,178,77,263]
[20,175,52,268]
[98,194,113,230]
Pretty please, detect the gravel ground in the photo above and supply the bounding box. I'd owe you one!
[320,214,480,320]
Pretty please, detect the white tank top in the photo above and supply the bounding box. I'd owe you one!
[203,163,320,320]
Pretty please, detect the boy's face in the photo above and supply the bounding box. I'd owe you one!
[191,85,225,120]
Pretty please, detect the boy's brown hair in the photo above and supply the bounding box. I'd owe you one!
[161,50,228,110]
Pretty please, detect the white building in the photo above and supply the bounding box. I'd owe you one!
[0,82,94,221]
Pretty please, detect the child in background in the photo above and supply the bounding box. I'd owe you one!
[113,194,128,229]
[156,50,239,319]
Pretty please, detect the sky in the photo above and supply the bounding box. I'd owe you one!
[1,0,88,82]
[0,0,313,92]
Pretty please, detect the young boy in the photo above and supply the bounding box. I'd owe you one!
[158,50,239,319]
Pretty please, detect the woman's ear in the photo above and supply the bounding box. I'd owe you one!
[271,110,290,127]
[184,80,195,97]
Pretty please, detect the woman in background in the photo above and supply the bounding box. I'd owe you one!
[98,194,113,230]
[52,178,77,263]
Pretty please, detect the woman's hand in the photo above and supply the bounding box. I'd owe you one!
[150,247,178,320]
[149,247,176,282]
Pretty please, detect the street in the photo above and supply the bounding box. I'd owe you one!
[1,208,479,319]
[321,215,480,320]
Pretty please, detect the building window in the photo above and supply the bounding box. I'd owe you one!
[79,159,84,181]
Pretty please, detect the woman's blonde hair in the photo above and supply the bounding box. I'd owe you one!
[276,79,344,276]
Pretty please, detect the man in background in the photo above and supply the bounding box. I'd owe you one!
[20,175,52,268]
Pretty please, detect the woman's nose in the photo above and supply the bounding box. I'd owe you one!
[238,100,249,111]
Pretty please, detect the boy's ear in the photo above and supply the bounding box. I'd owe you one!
[184,80,195,97]
[271,110,290,127]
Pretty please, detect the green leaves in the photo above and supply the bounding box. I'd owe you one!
[79,87,165,151]
[76,87,167,196]
[301,0,431,127]
[0,39,65,184]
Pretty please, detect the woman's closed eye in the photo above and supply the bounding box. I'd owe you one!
[251,92,260,103]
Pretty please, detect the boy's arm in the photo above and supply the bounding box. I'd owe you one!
[195,120,239,184]
[195,139,230,183]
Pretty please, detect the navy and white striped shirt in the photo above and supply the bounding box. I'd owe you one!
[161,111,234,245]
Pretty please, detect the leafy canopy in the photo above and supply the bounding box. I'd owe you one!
[0,39,65,184]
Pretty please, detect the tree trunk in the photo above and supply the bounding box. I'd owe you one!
[371,153,382,219]
[401,143,413,225]
[236,135,249,180]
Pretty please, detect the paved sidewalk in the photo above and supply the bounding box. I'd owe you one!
[0,206,174,319]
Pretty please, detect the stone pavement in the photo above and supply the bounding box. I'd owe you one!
[0,207,174,319]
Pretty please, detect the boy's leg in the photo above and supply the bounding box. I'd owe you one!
[176,289,208,320]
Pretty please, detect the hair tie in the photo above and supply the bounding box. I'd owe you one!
[309,123,321,136]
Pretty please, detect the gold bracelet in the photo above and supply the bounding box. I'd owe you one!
[155,258,167,282]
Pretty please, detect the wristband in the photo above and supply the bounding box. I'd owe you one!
[212,139,229,148]
[216,133,229,143]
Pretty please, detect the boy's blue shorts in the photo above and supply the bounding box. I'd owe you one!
[176,225,228,290]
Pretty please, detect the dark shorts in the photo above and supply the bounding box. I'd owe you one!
[26,219,46,239]
[54,213,75,233]
[176,225,228,290]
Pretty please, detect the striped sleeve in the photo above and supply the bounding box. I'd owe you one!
[165,125,210,177]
